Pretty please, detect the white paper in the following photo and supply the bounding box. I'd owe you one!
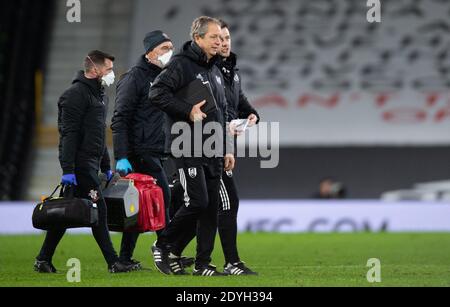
[230,119,250,134]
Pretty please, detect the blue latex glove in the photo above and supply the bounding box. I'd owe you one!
[116,159,132,176]
[61,174,78,186]
[104,170,113,181]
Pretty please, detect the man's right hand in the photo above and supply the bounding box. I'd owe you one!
[116,158,133,176]
[61,174,78,186]
[224,154,236,172]
[189,100,207,122]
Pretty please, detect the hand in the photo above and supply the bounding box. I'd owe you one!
[229,127,242,136]
[189,100,207,122]
[61,174,78,186]
[224,154,235,172]
[229,122,243,136]
[247,114,258,127]
[104,170,113,181]
[116,159,132,176]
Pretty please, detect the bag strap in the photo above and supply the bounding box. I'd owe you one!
[60,184,75,199]
[43,184,63,202]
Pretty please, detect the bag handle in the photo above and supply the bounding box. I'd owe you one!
[43,184,76,202]
[42,184,63,202]
[60,184,75,199]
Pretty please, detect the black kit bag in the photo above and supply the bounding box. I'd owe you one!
[32,184,99,230]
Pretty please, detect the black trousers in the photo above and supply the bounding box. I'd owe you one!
[217,170,240,264]
[158,157,222,268]
[36,168,119,266]
[170,169,241,265]
[119,154,171,262]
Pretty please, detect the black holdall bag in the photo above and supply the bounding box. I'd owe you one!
[32,184,99,230]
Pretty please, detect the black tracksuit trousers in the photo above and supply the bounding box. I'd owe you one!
[157,157,222,269]
[170,169,241,266]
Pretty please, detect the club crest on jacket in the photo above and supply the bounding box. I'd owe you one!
[89,190,99,202]
[188,168,197,178]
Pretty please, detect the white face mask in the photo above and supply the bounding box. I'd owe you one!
[101,71,115,87]
[158,50,173,67]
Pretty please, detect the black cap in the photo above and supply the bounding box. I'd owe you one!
[143,30,171,54]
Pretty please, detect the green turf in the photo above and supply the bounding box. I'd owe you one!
[0,233,450,287]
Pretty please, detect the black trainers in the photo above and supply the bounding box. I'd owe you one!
[151,241,171,275]
[180,256,195,268]
[34,260,57,273]
[108,261,134,273]
[223,262,258,276]
[168,254,189,275]
[122,259,142,271]
[193,264,226,276]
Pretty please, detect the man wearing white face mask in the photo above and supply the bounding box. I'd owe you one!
[35,50,136,274]
[111,31,188,270]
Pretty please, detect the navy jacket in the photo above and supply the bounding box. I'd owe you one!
[58,71,110,174]
[111,55,168,160]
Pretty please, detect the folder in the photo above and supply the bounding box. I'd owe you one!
[175,78,218,114]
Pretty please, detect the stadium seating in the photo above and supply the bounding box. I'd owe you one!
[0,0,55,200]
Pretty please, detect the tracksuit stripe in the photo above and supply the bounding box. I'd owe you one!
[219,185,227,211]
[179,169,190,207]
[220,179,231,211]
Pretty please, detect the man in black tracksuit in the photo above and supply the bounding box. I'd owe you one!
[216,21,260,275]
[35,50,133,274]
[149,16,234,276]
[167,20,261,275]
[111,31,176,269]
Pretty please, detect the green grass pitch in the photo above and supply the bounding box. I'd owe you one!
[1,233,450,287]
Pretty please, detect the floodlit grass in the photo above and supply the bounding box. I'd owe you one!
[1,233,450,287]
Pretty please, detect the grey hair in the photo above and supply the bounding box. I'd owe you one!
[190,16,221,40]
